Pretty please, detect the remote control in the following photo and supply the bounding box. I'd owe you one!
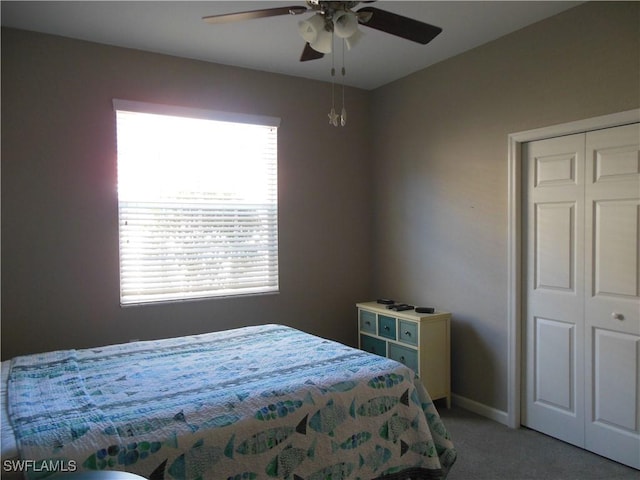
[393,304,415,311]
[415,307,435,314]
[376,298,395,305]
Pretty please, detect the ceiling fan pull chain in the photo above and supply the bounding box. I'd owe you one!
[340,39,347,127]
[328,33,339,127]
[328,69,338,127]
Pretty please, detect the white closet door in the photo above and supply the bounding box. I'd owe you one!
[522,133,586,447]
[523,123,640,469]
[584,123,640,469]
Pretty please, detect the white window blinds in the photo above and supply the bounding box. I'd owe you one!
[113,100,279,305]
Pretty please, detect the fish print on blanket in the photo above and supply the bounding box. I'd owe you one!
[367,373,404,389]
[379,413,421,443]
[260,380,317,398]
[255,392,315,421]
[308,399,355,437]
[7,324,457,480]
[235,416,308,455]
[330,431,372,453]
[148,459,168,480]
[356,389,410,417]
[200,413,242,430]
[316,380,358,394]
[227,473,257,480]
[103,411,195,437]
[265,439,316,478]
[83,435,178,470]
[401,439,437,458]
[427,412,449,438]
[359,444,392,472]
[293,461,354,480]
[168,438,233,480]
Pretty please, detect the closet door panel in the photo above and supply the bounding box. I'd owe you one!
[584,123,640,469]
[522,133,585,447]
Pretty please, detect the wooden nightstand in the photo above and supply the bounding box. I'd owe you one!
[357,301,451,407]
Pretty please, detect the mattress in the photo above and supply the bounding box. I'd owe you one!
[3,324,456,479]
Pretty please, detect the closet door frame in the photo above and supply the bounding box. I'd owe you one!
[506,108,639,429]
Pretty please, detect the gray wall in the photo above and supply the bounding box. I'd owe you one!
[2,2,639,415]
[1,28,373,360]
[370,1,640,411]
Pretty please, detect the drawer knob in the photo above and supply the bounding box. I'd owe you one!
[400,356,406,362]
[365,321,371,325]
[404,331,412,337]
[384,326,390,331]
[611,312,624,321]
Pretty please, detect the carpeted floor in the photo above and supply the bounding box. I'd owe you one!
[438,406,639,480]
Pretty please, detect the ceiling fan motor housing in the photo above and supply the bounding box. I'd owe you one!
[306,1,361,18]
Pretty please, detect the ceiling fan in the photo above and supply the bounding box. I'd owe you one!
[202,1,443,62]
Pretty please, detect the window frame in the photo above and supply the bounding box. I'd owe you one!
[113,99,280,306]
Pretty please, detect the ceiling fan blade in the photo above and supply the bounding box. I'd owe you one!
[356,6,442,44]
[203,6,308,24]
[300,43,325,62]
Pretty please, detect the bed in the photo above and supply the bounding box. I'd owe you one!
[1,324,456,480]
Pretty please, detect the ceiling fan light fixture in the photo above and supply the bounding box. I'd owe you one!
[333,10,359,39]
[310,28,333,54]
[356,10,374,24]
[344,29,363,50]
[298,13,325,43]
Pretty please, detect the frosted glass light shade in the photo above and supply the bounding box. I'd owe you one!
[298,14,325,43]
[311,29,333,54]
[334,11,358,38]
[345,29,363,50]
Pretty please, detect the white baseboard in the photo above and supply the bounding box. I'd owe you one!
[451,393,510,427]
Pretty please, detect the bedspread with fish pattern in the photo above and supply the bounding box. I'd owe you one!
[7,324,456,480]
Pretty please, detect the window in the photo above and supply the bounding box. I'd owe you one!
[113,99,279,305]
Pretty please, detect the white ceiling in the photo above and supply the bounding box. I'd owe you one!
[1,1,582,90]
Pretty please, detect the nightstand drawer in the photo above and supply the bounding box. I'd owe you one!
[388,343,418,373]
[378,315,397,340]
[359,310,376,334]
[360,334,386,357]
[399,320,418,346]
